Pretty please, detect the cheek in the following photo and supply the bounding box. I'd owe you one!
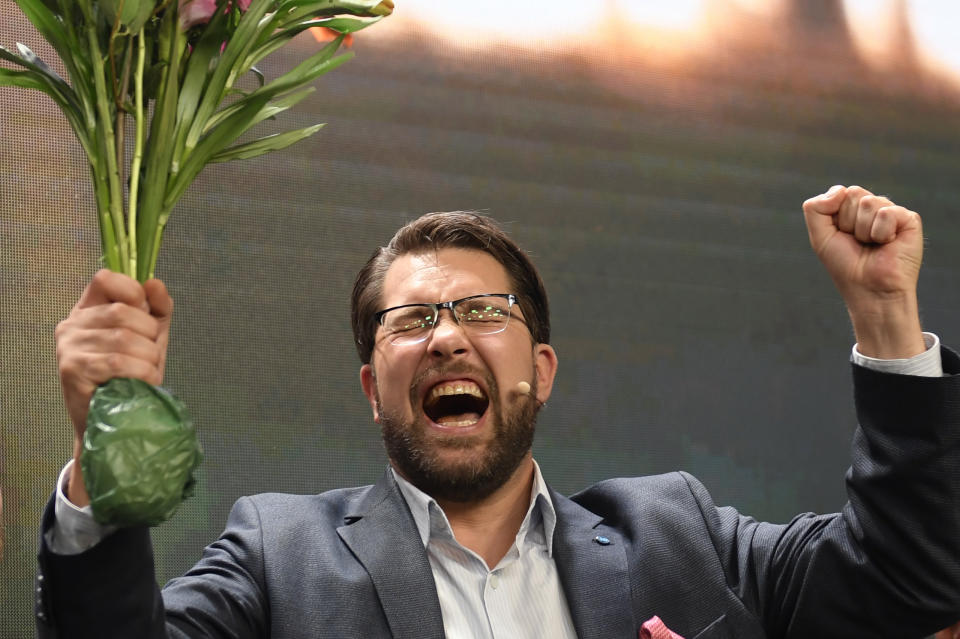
[373,359,418,406]
[481,341,533,384]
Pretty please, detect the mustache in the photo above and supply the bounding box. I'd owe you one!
[408,361,500,405]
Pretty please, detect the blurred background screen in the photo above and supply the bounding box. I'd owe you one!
[2,0,959,635]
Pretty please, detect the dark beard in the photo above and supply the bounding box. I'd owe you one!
[378,365,539,503]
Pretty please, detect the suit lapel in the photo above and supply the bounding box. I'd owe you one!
[337,470,445,639]
[551,488,638,639]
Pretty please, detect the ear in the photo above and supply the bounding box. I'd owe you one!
[360,364,381,423]
[533,343,558,406]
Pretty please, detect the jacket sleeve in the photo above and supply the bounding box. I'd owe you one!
[690,345,960,638]
[36,495,269,639]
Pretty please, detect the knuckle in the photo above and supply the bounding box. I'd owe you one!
[105,352,125,373]
[104,302,126,324]
[57,353,77,376]
[110,327,127,347]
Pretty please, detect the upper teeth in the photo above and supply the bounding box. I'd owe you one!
[430,381,484,400]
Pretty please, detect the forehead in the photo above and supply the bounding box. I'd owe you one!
[381,248,511,307]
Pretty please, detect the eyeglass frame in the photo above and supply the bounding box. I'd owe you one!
[373,293,525,345]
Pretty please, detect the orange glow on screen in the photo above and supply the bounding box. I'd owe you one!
[366,0,960,79]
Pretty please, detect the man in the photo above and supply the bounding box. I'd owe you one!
[37,185,960,638]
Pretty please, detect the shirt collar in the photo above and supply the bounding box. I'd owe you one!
[391,459,558,557]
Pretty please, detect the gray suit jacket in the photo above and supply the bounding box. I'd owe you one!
[36,352,960,638]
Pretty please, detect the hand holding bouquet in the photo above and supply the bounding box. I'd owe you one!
[1,0,392,526]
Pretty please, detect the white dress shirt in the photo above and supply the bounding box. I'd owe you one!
[392,462,578,638]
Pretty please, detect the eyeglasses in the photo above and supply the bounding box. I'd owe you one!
[374,293,520,346]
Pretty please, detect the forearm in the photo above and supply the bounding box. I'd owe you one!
[847,291,926,360]
[69,439,90,508]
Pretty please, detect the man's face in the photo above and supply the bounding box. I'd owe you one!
[360,248,557,502]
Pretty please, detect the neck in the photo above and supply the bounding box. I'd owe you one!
[436,456,536,569]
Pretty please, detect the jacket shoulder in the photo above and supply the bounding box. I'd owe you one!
[238,484,376,530]
[569,472,709,517]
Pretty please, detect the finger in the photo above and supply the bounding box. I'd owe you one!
[802,185,846,216]
[63,326,165,367]
[869,206,898,244]
[143,279,173,379]
[60,350,164,392]
[853,194,894,243]
[836,185,871,233]
[144,278,173,322]
[74,269,148,313]
[62,301,162,340]
[870,204,921,244]
[802,185,847,250]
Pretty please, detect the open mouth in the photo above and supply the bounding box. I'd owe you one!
[423,379,490,427]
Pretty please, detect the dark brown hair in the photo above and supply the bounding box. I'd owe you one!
[351,211,550,364]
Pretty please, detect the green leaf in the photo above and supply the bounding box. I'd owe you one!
[0,67,47,90]
[165,93,275,208]
[273,0,383,30]
[137,7,184,282]
[208,124,325,163]
[284,13,384,35]
[302,14,384,34]
[0,51,90,155]
[170,5,233,172]
[242,13,379,72]
[180,0,277,157]
[203,86,315,134]
[274,0,392,26]
[232,38,342,107]
[250,65,265,87]
[249,42,352,105]
[14,0,72,53]
[10,42,67,84]
[0,44,83,115]
[13,1,97,118]
[101,0,158,33]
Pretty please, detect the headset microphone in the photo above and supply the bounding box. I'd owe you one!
[514,380,546,408]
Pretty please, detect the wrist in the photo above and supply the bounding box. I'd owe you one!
[69,439,90,508]
[848,293,925,359]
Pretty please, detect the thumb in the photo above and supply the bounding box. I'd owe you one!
[143,279,173,380]
[143,279,173,323]
[802,185,846,251]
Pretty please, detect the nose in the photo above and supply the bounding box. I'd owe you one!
[426,308,470,358]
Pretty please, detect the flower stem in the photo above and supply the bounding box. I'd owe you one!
[147,207,173,280]
[85,18,130,277]
[128,28,147,279]
[137,8,184,283]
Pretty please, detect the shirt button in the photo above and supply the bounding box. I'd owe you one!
[489,573,500,590]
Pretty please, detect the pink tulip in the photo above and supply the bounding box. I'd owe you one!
[179,0,252,30]
[179,0,215,29]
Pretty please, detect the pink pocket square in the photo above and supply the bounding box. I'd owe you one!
[639,615,685,639]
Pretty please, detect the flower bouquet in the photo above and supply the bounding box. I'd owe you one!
[1,0,392,526]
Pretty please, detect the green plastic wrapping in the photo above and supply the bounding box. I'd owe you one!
[81,378,203,527]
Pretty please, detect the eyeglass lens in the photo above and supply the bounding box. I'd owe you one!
[381,296,512,344]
